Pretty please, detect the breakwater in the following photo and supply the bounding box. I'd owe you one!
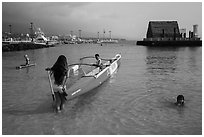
[136,40,202,46]
[2,42,55,52]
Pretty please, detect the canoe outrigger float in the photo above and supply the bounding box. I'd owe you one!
[65,54,121,100]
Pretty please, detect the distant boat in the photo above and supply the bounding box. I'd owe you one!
[35,35,47,45]
[101,39,118,44]
[33,27,50,45]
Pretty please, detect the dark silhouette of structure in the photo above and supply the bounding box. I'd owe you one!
[137,21,201,46]
[146,21,180,40]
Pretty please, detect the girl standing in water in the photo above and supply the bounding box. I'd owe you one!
[46,55,68,112]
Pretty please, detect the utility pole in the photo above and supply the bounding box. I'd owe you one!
[79,29,81,38]
[103,29,105,40]
[9,24,12,35]
[8,24,12,40]
[30,22,34,42]
[109,31,111,40]
[97,32,99,40]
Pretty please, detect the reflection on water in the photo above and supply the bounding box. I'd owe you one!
[146,56,177,74]
[2,44,202,135]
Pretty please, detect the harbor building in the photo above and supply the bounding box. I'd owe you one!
[146,21,180,40]
[137,21,202,46]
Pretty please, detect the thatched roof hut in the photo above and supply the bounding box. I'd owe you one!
[146,21,181,39]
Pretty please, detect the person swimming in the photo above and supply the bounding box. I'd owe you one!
[175,95,184,106]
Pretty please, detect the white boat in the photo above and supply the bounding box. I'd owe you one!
[66,54,121,100]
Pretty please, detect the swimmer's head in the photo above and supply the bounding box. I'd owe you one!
[177,95,184,105]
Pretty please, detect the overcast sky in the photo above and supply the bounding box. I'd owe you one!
[2,2,202,40]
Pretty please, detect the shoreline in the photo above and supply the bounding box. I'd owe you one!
[2,42,55,52]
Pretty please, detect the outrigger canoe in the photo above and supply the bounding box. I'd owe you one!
[16,63,36,69]
[66,54,121,100]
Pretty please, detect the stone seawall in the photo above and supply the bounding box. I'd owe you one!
[2,42,55,52]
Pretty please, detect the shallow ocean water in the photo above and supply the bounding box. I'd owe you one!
[2,42,202,134]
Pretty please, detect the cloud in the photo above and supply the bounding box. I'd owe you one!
[2,2,202,40]
[2,2,91,20]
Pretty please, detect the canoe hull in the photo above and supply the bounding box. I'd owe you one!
[66,54,121,100]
